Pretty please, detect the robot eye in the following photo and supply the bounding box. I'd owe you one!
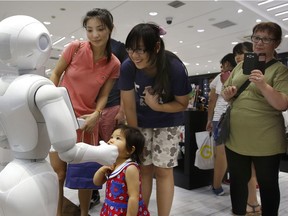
[39,34,50,51]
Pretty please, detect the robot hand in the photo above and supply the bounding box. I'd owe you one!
[59,140,118,166]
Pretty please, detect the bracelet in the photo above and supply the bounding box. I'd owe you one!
[96,110,102,116]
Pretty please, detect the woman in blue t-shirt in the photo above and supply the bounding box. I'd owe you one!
[118,23,191,216]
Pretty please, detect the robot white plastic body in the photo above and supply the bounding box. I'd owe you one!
[0,15,118,216]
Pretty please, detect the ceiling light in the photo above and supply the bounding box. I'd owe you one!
[64,42,71,47]
[258,0,274,6]
[197,29,205,32]
[43,21,51,25]
[71,36,75,39]
[179,40,183,43]
[283,17,288,21]
[275,11,288,16]
[231,41,238,45]
[256,19,262,23]
[149,12,158,16]
[196,45,200,48]
[237,9,243,13]
[52,37,66,45]
[267,3,288,11]
[285,34,288,38]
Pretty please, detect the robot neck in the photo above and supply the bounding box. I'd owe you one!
[18,66,46,76]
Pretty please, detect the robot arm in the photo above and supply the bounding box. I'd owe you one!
[35,84,118,165]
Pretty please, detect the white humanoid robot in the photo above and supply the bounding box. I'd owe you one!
[0,15,118,216]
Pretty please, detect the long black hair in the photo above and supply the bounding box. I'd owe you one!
[82,8,114,62]
[125,23,186,102]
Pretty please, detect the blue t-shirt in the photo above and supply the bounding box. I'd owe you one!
[118,55,192,128]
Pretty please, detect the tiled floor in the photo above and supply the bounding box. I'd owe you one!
[64,171,288,216]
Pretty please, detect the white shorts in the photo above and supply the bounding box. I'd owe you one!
[139,126,182,168]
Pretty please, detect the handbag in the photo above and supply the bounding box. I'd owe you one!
[214,79,250,144]
[65,132,102,189]
[215,58,278,144]
[214,105,231,144]
[194,131,214,170]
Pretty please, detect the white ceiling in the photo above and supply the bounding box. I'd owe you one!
[1,0,288,76]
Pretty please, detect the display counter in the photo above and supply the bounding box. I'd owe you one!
[173,110,213,190]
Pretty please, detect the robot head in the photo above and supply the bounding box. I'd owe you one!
[0,15,52,73]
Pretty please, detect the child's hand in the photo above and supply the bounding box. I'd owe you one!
[100,165,115,176]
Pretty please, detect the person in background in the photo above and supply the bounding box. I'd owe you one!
[233,41,261,214]
[222,22,288,216]
[118,23,191,216]
[206,53,236,196]
[89,38,128,209]
[48,8,120,216]
[93,124,150,216]
[98,39,128,142]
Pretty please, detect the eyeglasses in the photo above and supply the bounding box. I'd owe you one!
[126,48,146,55]
[251,35,276,44]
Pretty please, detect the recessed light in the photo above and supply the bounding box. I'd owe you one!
[43,21,51,25]
[258,0,274,6]
[197,29,205,33]
[149,12,158,16]
[52,37,66,45]
[237,9,243,13]
[256,19,262,23]
[231,42,238,45]
[267,3,288,11]
[179,40,183,43]
[275,11,288,16]
[64,42,71,47]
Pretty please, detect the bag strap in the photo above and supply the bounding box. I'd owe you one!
[234,58,278,99]
[70,41,81,64]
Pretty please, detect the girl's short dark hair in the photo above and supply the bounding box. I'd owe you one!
[220,53,237,68]
[232,42,253,56]
[115,124,145,164]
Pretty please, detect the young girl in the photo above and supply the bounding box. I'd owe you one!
[93,125,150,216]
[118,23,191,216]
